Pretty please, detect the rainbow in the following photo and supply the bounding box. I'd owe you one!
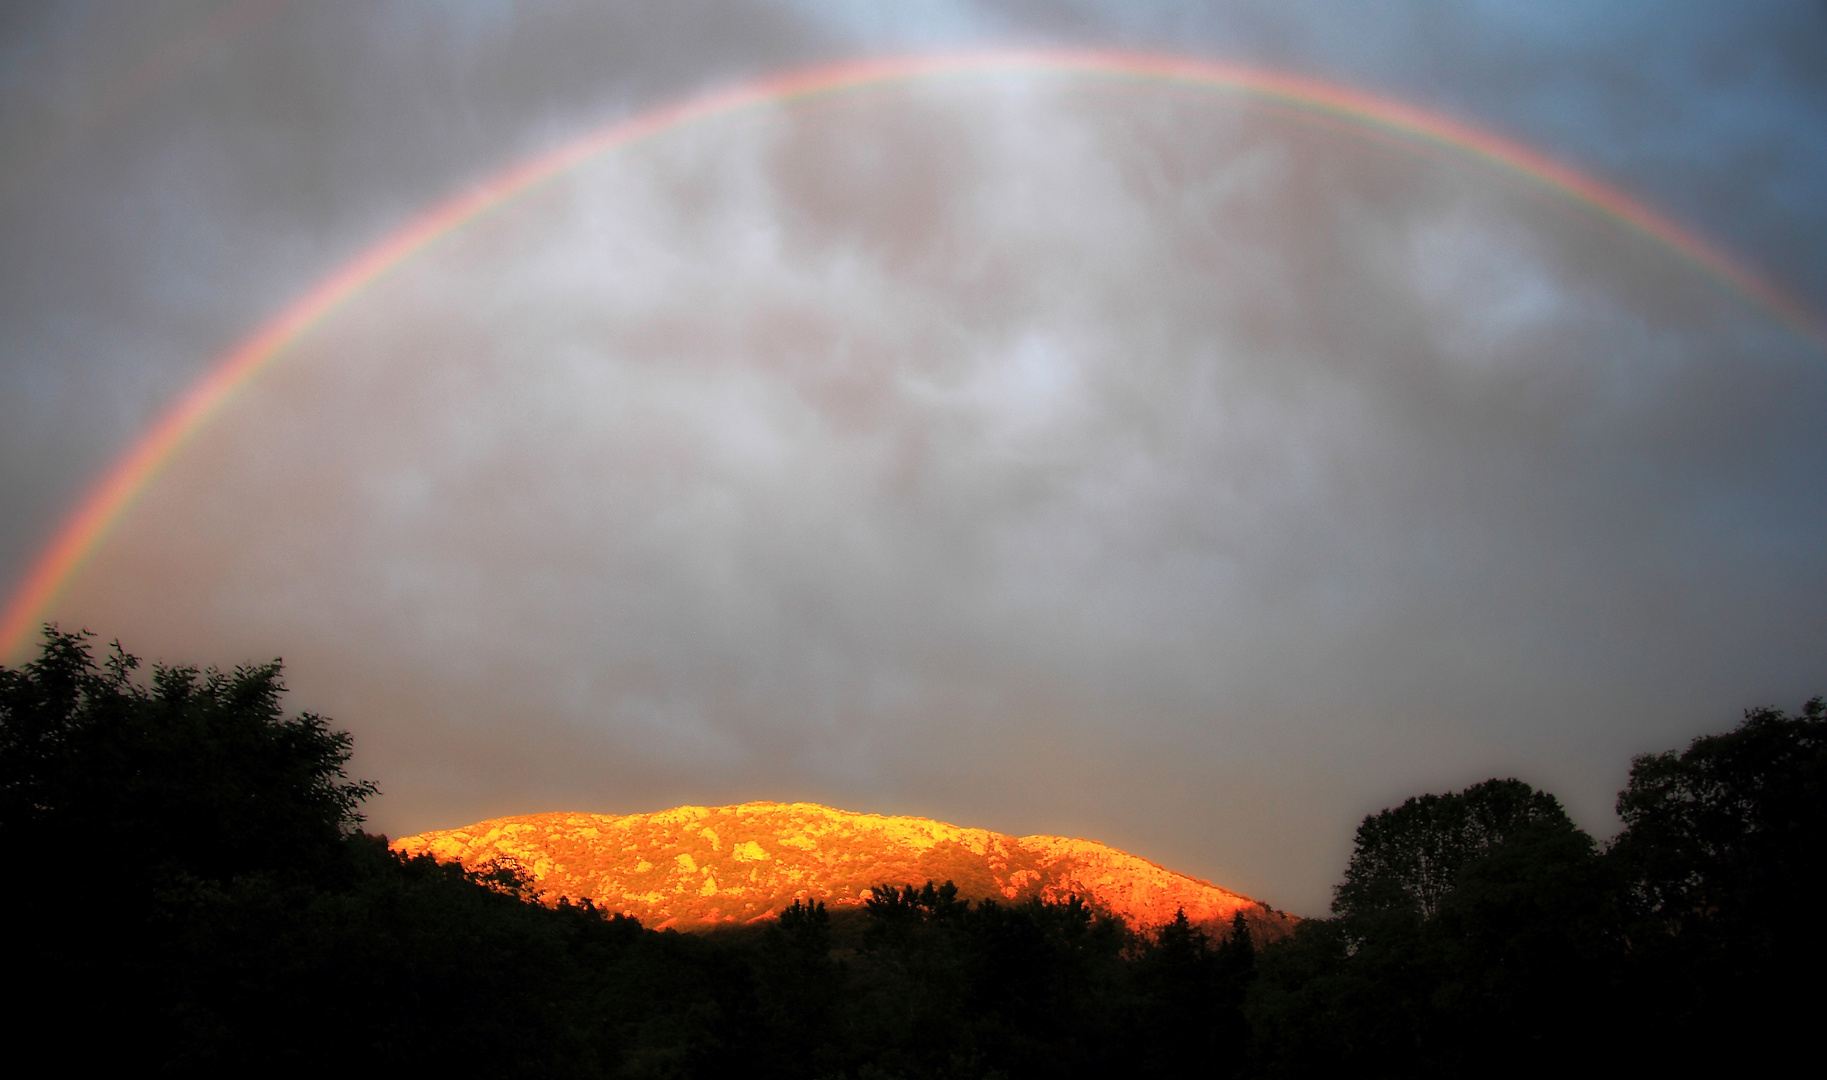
[4,48,1820,660]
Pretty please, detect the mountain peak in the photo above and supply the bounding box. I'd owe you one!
[392,801,1292,934]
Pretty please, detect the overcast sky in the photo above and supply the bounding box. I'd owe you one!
[3,1,1825,914]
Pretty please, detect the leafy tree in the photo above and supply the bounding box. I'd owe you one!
[1210,911,1256,1051]
[0,626,375,885]
[864,879,971,926]
[1130,909,1256,1078]
[962,893,1124,1076]
[754,899,839,1077]
[0,629,646,1074]
[1333,777,1574,922]
[2,628,385,1066]
[1422,813,1623,1072]
[1250,779,1609,1076]
[832,881,1142,1078]
[1607,699,1827,1068]
[1611,697,1826,933]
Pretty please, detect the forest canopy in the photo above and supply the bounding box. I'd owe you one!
[2,627,1819,1076]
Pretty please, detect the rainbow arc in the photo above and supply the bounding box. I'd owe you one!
[4,49,1819,659]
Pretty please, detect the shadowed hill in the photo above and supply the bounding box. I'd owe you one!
[393,801,1294,935]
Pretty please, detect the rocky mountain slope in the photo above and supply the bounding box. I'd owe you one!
[393,802,1293,934]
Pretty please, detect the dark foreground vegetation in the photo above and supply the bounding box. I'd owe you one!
[4,629,1821,1076]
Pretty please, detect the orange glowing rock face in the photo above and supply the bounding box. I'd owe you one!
[391,802,1292,934]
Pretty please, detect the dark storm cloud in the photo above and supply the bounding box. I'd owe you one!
[4,3,1825,913]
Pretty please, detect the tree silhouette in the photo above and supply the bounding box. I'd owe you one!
[1333,777,1574,922]
[1612,697,1827,934]
[0,626,375,884]
[1,627,382,1068]
[1608,698,1827,1070]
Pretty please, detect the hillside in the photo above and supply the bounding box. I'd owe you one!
[392,801,1292,934]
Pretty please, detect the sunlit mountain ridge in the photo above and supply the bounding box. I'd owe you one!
[393,801,1294,934]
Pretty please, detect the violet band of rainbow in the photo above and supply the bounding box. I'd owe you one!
[4,48,1821,660]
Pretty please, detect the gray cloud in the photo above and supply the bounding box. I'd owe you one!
[5,2,1826,913]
